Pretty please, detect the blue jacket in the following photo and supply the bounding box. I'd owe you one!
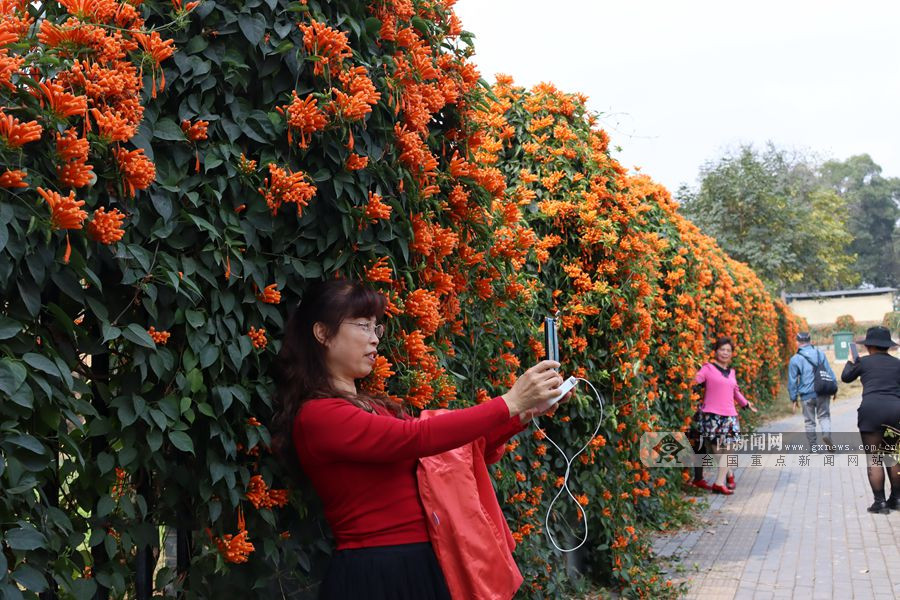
[788,345,836,402]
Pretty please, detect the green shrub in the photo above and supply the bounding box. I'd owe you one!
[883,312,900,333]
[835,314,856,330]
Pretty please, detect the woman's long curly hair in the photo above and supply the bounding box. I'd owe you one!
[269,279,397,471]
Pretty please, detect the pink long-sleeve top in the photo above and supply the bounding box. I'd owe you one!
[693,363,748,416]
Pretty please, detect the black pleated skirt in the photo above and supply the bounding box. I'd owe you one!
[858,396,900,432]
[318,542,452,600]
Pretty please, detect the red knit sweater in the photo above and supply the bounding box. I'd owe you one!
[293,395,524,549]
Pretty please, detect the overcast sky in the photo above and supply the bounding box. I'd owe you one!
[455,0,900,194]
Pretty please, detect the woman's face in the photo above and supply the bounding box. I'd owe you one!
[321,315,381,382]
[715,344,733,365]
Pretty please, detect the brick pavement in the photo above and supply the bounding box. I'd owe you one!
[652,397,900,599]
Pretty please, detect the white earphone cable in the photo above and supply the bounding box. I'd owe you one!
[535,377,605,553]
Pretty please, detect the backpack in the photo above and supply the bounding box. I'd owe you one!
[798,349,838,396]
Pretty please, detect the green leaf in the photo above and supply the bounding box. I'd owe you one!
[149,408,167,430]
[102,323,122,343]
[117,400,138,427]
[199,345,219,368]
[154,118,186,141]
[186,214,221,240]
[0,316,22,339]
[285,1,309,12]
[69,579,98,600]
[23,353,59,378]
[168,431,194,454]
[186,368,203,392]
[238,13,267,45]
[0,359,27,395]
[4,525,46,551]
[214,385,233,412]
[97,452,114,475]
[97,495,116,518]
[209,499,221,522]
[185,309,205,328]
[209,461,227,485]
[365,17,381,35]
[86,295,109,321]
[185,36,208,55]
[5,434,47,455]
[133,395,147,417]
[118,445,138,468]
[9,383,33,409]
[0,582,25,600]
[12,564,46,593]
[123,324,156,349]
[88,527,105,547]
[148,429,163,452]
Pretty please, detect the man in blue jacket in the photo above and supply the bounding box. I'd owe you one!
[788,332,837,450]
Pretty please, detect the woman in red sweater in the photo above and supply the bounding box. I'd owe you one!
[270,279,565,600]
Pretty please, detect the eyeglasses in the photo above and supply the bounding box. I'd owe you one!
[345,321,385,339]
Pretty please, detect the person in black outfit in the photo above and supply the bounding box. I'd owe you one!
[841,326,900,514]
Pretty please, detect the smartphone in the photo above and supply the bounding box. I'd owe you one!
[543,317,559,365]
[850,341,859,362]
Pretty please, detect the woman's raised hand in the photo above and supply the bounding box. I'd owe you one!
[502,360,564,417]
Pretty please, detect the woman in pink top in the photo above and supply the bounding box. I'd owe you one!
[692,337,757,495]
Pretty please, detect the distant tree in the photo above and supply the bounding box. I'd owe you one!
[677,144,858,294]
[820,155,900,287]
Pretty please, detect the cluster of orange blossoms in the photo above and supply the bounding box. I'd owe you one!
[258,163,317,216]
[55,129,94,188]
[364,192,392,223]
[247,327,267,350]
[115,148,156,198]
[0,168,26,188]
[345,153,368,170]
[181,119,209,142]
[0,109,42,147]
[364,257,393,283]
[37,188,87,231]
[110,468,128,501]
[245,475,290,510]
[215,509,255,565]
[87,206,125,244]
[282,92,327,149]
[0,0,185,259]
[298,19,352,76]
[256,284,281,305]
[147,327,171,345]
[181,119,209,170]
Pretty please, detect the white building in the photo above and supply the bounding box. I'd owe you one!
[784,288,896,326]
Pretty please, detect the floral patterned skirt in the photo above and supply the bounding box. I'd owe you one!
[697,411,741,447]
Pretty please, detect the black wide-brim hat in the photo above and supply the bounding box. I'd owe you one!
[856,326,899,349]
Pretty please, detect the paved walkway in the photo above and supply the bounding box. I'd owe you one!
[652,397,900,599]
